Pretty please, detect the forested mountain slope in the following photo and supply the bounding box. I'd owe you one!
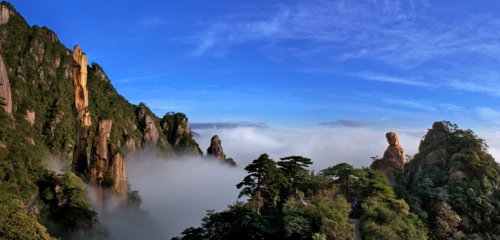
[0,1,202,238]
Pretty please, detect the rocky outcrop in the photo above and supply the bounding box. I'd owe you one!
[161,113,202,155]
[417,121,448,170]
[26,110,35,125]
[90,120,112,171]
[0,54,12,114]
[108,143,127,194]
[370,132,404,188]
[72,46,91,173]
[0,5,12,25]
[206,135,226,162]
[88,120,128,208]
[138,108,159,145]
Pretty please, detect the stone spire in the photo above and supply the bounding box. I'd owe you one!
[370,132,405,188]
[72,45,91,173]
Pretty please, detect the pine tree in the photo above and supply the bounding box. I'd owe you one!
[278,155,313,184]
[236,153,290,211]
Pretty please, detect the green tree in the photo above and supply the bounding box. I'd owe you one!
[278,155,313,184]
[320,163,364,198]
[236,153,290,211]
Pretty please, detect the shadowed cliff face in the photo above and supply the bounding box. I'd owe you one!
[72,45,91,173]
[370,132,405,188]
[206,135,226,162]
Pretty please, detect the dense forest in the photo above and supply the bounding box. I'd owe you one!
[0,1,499,239]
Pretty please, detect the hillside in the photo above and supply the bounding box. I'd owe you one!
[0,1,202,238]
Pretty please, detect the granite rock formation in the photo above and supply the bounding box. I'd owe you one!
[72,45,91,173]
[370,132,404,188]
[161,112,202,155]
[206,135,226,162]
[0,54,11,114]
[0,4,12,25]
[88,120,128,208]
[138,108,159,145]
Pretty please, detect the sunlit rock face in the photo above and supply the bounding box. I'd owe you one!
[0,54,11,114]
[370,132,405,188]
[138,108,160,145]
[88,120,128,208]
[206,135,226,162]
[72,45,91,173]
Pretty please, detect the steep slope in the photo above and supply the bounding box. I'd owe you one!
[0,2,203,238]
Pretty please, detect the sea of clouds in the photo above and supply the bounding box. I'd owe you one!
[79,126,500,239]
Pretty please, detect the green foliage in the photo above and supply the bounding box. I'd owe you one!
[176,202,269,240]
[101,171,115,189]
[360,198,428,240]
[320,163,365,198]
[236,153,290,208]
[37,171,98,239]
[278,155,313,184]
[0,197,56,240]
[402,121,500,238]
[283,193,353,239]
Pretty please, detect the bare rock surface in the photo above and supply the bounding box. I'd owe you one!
[0,5,12,25]
[138,108,159,145]
[72,46,91,173]
[0,54,11,114]
[26,110,35,125]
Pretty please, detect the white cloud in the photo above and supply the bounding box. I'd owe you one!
[350,71,434,87]
[384,99,436,111]
[476,107,500,124]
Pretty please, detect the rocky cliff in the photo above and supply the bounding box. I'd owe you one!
[160,111,202,155]
[88,120,128,208]
[370,132,404,188]
[207,135,226,162]
[72,45,91,173]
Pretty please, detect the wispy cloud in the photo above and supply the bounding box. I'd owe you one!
[350,71,434,87]
[191,122,269,129]
[319,119,387,128]
[140,16,167,28]
[476,107,500,124]
[182,0,500,66]
[384,99,436,111]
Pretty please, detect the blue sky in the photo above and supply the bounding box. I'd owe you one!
[12,0,500,131]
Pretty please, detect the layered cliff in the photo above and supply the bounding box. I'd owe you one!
[370,132,404,188]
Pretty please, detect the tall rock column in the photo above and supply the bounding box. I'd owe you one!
[370,132,405,188]
[72,46,91,173]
